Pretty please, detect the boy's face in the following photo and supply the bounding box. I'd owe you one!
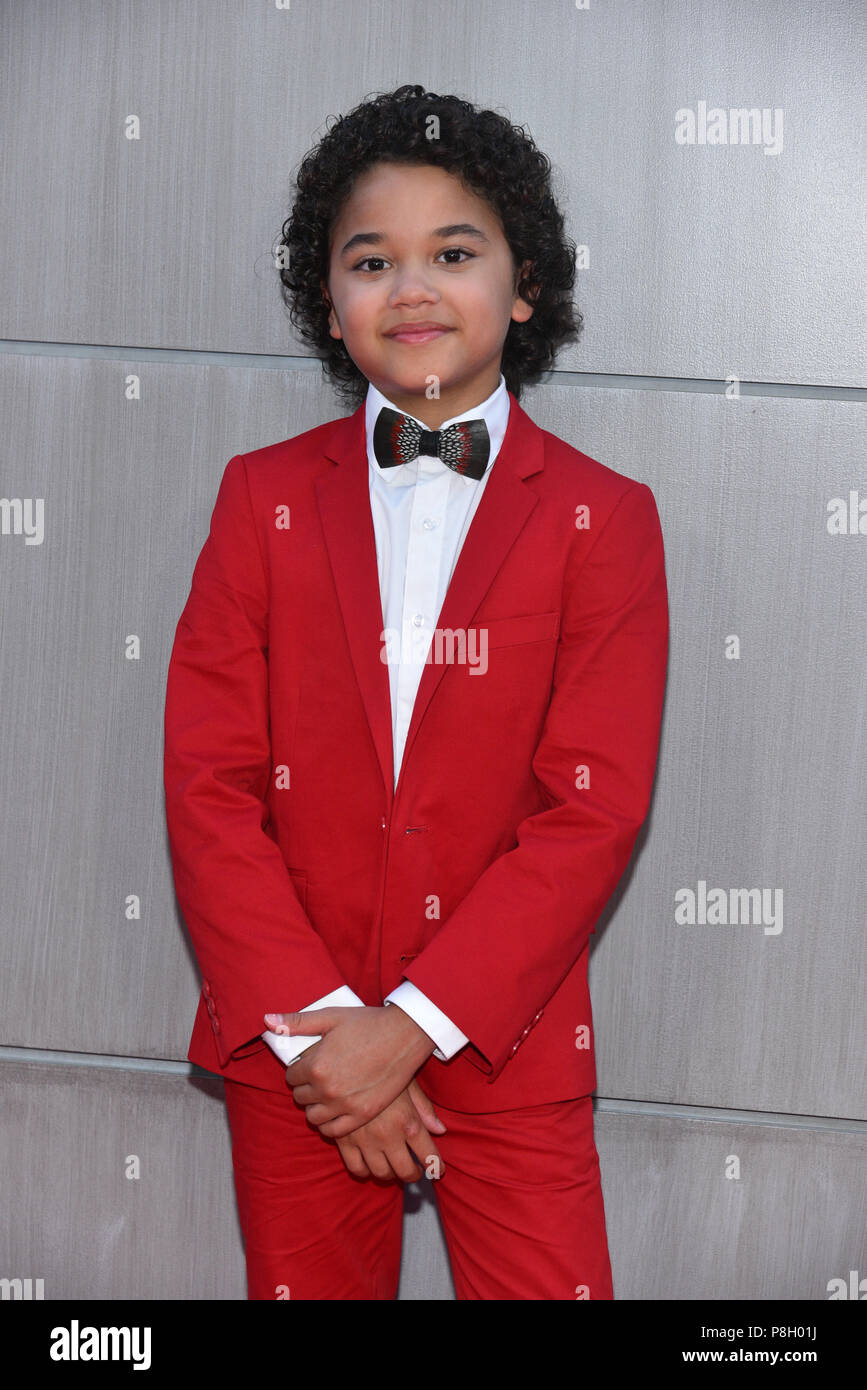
[322,161,534,427]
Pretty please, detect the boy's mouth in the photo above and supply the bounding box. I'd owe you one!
[385,322,453,344]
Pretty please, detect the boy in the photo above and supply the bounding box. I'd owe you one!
[163,84,669,1300]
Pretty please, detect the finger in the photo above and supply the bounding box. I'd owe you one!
[409,1141,445,1179]
[403,1120,445,1177]
[275,1008,338,1035]
[299,1101,346,1129]
[388,1144,425,1184]
[360,1146,398,1182]
[264,1013,292,1034]
[282,1061,309,1085]
[337,1141,370,1179]
[286,1082,318,1105]
[290,1080,341,1111]
[315,1110,372,1139]
[407,1081,447,1133]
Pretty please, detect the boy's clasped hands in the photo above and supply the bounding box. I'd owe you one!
[263,1004,447,1184]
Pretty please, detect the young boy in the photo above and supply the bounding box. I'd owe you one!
[163,84,669,1301]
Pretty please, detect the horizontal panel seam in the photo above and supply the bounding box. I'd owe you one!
[0,1047,864,1133]
[0,341,863,400]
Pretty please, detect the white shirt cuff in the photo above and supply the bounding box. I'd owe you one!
[261,984,365,1066]
[384,980,469,1061]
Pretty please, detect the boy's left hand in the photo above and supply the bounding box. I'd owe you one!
[263,1005,437,1138]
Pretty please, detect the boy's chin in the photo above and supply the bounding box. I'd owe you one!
[367,368,453,399]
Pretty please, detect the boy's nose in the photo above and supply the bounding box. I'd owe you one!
[391,286,436,301]
[390,270,438,298]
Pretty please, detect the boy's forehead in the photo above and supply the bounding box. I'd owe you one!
[332,162,498,242]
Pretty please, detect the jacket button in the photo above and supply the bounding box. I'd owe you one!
[203,980,213,998]
[212,1017,221,1034]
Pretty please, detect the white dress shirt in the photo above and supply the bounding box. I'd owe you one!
[261,372,511,1067]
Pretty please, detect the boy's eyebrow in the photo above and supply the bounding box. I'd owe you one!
[338,223,490,258]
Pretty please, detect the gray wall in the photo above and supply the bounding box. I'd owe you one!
[1,0,864,1300]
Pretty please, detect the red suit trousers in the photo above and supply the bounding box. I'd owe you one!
[223,1078,613,1300]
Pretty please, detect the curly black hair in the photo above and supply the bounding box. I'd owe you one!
[275,84,582,411]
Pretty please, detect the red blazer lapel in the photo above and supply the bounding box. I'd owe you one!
[314,390,545,801]
[314,403,394,796]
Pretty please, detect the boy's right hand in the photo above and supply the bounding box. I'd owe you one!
[333,1078,446,1183]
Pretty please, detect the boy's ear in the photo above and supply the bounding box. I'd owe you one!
[320,278,341,338]
[512,258,538,322]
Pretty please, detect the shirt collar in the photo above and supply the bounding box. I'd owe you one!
[365,372,509,484]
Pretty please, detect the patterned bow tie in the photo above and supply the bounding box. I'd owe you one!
[373,406,490,480]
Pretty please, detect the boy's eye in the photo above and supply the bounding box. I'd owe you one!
[352,248,475,272]
[438,247,475,264]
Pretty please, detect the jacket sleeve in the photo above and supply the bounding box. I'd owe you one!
[164,454,354,1067]
[402,480,669,1082]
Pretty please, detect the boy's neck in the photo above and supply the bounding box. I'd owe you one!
[372,369,503,430]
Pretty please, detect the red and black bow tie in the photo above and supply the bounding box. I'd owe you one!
[373,406,490,480]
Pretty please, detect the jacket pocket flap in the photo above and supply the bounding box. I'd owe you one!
[471,610,560,650]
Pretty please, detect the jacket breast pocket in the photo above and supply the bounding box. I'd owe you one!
[472,610,560,650]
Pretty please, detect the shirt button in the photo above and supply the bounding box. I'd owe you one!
[422,517,437,530]
[412,613,424,627]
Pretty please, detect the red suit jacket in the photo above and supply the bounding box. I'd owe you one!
[163,390,669,1112]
